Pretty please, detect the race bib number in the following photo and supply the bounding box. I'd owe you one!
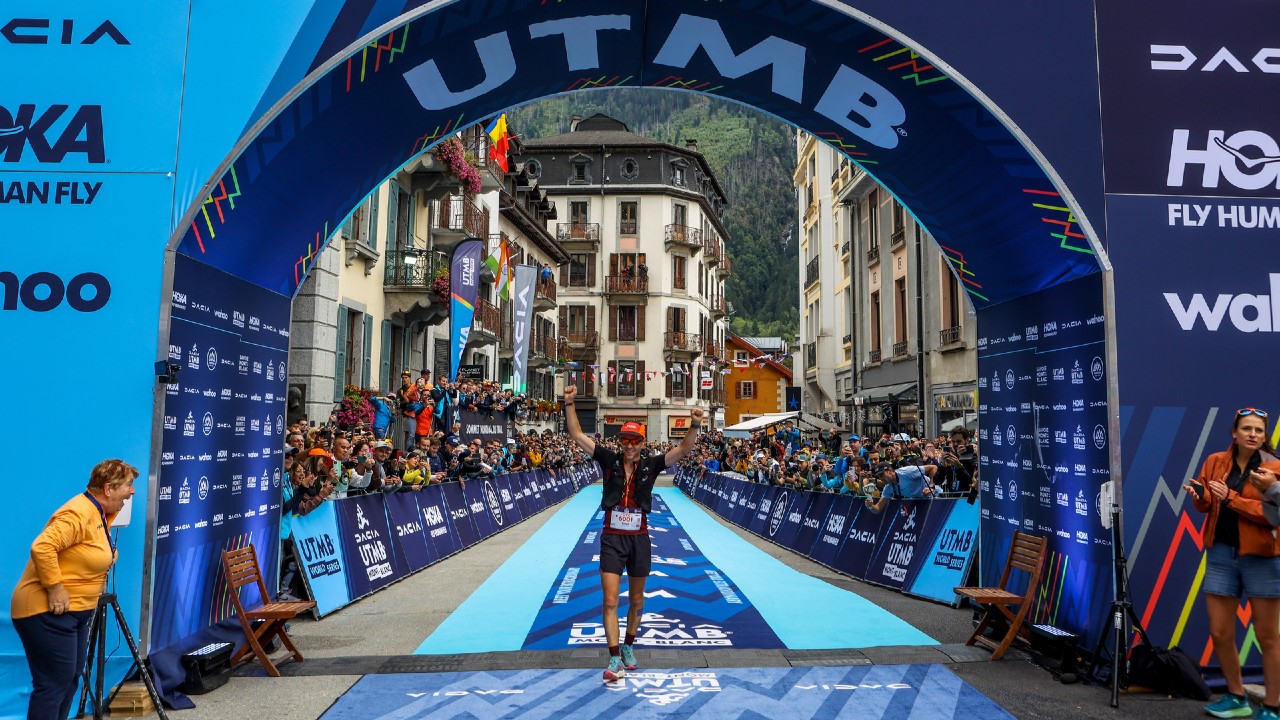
[610,507,643,531]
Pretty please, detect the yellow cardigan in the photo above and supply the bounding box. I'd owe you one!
[11,494,117,619]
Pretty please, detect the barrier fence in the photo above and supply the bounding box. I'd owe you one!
[674,468,979,606]
[293,464,601,616]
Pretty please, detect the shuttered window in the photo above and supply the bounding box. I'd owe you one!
[334,305,349,401]
[362,314,374,388]
[380,320,393,391]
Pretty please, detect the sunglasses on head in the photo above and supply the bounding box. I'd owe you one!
[1238,408,1269,419]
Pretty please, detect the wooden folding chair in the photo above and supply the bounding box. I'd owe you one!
[954,531,1047,660]
[220,545,316,676]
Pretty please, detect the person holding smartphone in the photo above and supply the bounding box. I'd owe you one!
[1186,408,1280,719]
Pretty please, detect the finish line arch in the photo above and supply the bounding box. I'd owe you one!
[3,0,1276,711]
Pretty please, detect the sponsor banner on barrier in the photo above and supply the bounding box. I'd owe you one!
[831,502,885,580]
[292,502,350,617]
[440,481,480,549]
[770,489,808,550]
[496,475,525,526]
[385,489,435,573]
[865,501,934,591]
[809,495,858,567]
[747,484,782,538]
[791,492,834,557]
[336,493,405,599]
[464,479,503,539]
[905,501,980,606]
[419,486,460,560]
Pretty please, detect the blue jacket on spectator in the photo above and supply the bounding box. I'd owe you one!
[371,397,394,437]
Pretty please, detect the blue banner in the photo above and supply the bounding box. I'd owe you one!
[865,501,935,591]
[746,484,780,537]
[906,501,980,606]
[831,501,885,581]
[497,475,525,526]
[792,492,834,558]
[149,254,290,652]
[440,481,479,549]
[291,502,350,617]
[511,264,536,393]
[448,240,484,382]
[335,493,404,599]
[419,485,460,560]
[385,490,434,573]
[769,489,807,550]
[809,495,858,568]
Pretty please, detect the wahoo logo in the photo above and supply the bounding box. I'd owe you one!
[1168,130,1280,191]
[0,104,104,163]
[1165,274,1280,331]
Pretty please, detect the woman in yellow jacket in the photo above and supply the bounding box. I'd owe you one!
[1186,409,1280,719]
[10,459,137,720]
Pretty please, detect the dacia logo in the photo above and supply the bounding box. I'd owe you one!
[0,104,104,163]
[1,18,129,45]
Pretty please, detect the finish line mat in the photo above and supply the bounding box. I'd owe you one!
[522,495,781,650]
[320,665,1015,720]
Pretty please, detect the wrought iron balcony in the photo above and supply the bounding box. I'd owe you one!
[704,235,722,265]
[841,240,851,257]
[384,247,448,289]
[868,348,882,364]
[604,275,648,297]
[664,331,702,354]
[842,333,852,346]
[867,244,880,264]
[535,277,557,310]
[805,256,821,288]
[703,342,723,360]
[940,325,963,346]
[562,330,600,349]
[619,219,637,235]
[556,222,599,244]
[716,254,730,279]
[471,298,501,343]
[805,342,817,370]
[432,195,487,241]
[890,227,906,247]
[664,223,702,253]
[710,295,726,318]
[892,340,909,357]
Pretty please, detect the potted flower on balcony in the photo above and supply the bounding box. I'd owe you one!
[334,385,375,430]
[431,266,450,307]
[431,137,482,194]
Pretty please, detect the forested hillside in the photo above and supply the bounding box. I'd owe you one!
[508,89,799,340]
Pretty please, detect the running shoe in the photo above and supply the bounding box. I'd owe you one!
[1257,706,1278,720]
[603,655,626,682]
[621,644,638,671]
[1205,693,1253,718]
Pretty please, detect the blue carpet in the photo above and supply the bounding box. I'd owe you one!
[414,490,600,654]
[521,495,782,650]
[662,490,937,650]
[320,665,1016,719]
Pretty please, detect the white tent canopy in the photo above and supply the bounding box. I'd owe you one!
[722,411,839,439]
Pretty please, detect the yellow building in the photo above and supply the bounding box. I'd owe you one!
[723,334,793,426]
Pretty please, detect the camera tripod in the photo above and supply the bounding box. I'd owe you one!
[1087,505,1151,708]
[76,592,169,720]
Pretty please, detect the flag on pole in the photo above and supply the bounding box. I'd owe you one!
[484,239,512,300]
[484,113,511,173]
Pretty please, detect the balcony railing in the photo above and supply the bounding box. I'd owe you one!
[868,348,882,363]
[716,254,731,278]
[473,298,501,340]
[466,137,505,189]
[556,222,599,243]
[842,333,852,346]
[804,255,820,288]
[890,227,906,247]
[619,219,637,235]
[384,247,449,288]
[499,321,514,351]
[710,295,726,318]
[704,235,722,265]
[604,275,648,295]
[562,330,600,349]
[841,240,851,257]
[433,195,487,239]
[664,331,702,353]
[940,325,963,346]
[892,340,909,357]
[530,333,556,360]
[664,223,702,253]
[805,342,817,370]
[704,342,723,360]
[535,277,557,307]
[867,244,881,264]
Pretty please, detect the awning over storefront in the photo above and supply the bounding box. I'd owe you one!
[840,381,918,406]
[722,411,840,438]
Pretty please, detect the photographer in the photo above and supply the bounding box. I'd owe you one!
[865,461,939,513]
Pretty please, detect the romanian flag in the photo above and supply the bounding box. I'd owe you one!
[485,113,511,173]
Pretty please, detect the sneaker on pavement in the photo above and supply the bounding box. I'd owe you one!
[1205,693,1253,719]
[621,644,638,671]
[1257,706,1278,720]
[603,655,626,682]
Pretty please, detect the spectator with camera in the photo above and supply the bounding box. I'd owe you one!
[864,460,940,512]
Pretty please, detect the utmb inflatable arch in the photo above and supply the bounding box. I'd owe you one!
[3,0,1277,706]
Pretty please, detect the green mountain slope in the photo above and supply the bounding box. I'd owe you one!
[508,89,799,340]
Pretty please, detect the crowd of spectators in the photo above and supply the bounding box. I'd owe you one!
[673,418,979,506]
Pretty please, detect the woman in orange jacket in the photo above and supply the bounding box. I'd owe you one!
[1186,408,1280,719]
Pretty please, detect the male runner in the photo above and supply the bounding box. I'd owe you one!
[562,385,704,681]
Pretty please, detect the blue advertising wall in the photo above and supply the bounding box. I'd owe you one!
[975,273,1114,647]
[292,465,598,618]
[675,470,978,607]
[4,1,1278,714]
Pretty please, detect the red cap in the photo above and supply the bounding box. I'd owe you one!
[619,421,646,441]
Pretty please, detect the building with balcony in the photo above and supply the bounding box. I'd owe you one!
[287,122,568,433]
[517,113,734,438]
[723,334,794,426]
[793,132,978,438]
